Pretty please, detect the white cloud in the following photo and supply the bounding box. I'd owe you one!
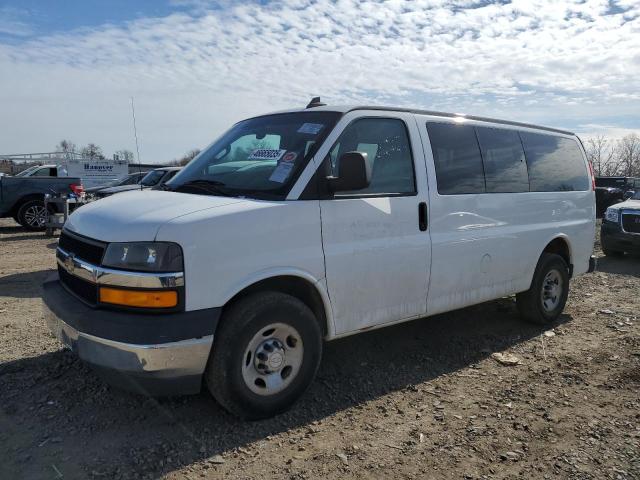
[0,0,638,162]
[0,6,33,36]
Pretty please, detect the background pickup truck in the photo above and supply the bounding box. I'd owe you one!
[0,176,84,231]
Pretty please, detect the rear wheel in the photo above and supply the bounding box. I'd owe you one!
[516,253,569,325]
[205,291,322,420]
[16,199,47,231]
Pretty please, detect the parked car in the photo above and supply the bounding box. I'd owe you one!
[601,190,640,256]
[0,175,84,230]
[89,167,180,199]
[43,102,596,419]
[595,177,640,217]
[595,186,624,217]
[84,172,146,199]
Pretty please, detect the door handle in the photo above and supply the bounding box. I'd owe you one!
[418,202,428,231]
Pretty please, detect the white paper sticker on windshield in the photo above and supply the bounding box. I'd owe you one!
[297,123,324,135]
[249,148,286,161]
[269,162,295,183]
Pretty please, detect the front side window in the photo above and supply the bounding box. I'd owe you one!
[476,127,529,193]
[427,123,485,195]
[169,112,341,199]
[327,117,415,195]
[520,132,589,192]
[33,167,56,177]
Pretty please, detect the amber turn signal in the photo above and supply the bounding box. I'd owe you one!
[99,287,178,308]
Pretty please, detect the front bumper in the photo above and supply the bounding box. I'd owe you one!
[601,221,640,254]
[43,273,220,395]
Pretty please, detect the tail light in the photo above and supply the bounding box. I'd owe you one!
[587,162,595,191]
[70,183,85,196]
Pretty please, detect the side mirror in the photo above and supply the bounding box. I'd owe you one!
[327,151,372,192]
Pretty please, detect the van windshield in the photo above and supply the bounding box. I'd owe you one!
[168,111,341,199]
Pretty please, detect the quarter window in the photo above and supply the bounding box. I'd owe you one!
[329,118,415,195]
[427,123,485,194]
[520,132,589,192]
[476,127,529,193]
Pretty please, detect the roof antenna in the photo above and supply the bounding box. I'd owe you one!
[130,97,143,191]
[306,96,326,109]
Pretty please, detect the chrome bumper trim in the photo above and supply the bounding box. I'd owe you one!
[44,300,212,377]
[56,247,184,288]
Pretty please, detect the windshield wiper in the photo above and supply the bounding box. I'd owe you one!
[171,179,233,196]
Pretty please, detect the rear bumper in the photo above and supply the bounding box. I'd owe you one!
[43,273,220,395]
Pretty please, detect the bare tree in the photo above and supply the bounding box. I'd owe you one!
[584,135,615,176]
[56,139,76,157]
[615,134,640,177]
[176,149,201,166]
[80,143,104,160]
[114,149,135,162]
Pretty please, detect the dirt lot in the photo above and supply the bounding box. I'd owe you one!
[0,218,638,480]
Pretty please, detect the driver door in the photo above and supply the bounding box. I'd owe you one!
[317,111,432,335]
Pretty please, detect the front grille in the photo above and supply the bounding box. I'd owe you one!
[622,212,640,234]
[59,230,106,265]
[58,265,98,305]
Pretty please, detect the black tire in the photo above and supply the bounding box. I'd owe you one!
[516,253,569,325]
[16,199,48,231]
[205,291,323,420]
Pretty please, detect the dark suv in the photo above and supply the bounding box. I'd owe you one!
[601,190,640,256]
[595,177,640,217]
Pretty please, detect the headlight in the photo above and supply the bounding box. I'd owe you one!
[102,242,183,272]
[604,208,619,223]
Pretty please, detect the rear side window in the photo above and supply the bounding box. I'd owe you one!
[427,123,485,194]
[476,127,529,193]
[520,133,589,192]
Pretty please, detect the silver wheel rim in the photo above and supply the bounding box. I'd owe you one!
[541,269,563,312]
[24,204,47,227]
[241,322,304,396]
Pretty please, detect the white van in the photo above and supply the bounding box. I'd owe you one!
[43,102,596,419]
[15,159,128,188]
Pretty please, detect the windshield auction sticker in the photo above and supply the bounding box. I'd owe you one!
[249,149,287,161]
[297,123,324,135]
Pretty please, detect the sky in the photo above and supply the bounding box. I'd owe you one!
[0,0,639,163]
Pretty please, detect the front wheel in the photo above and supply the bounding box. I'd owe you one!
[16,199,48,231]
[516,253,569,325]
[205,291,322,420]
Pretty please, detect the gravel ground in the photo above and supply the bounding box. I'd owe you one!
[0,217,638,480]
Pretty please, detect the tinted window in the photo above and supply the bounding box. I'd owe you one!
[141,170,165,186]
[427,123,485,194]
[329,118,415,195]
[520,133,589,192]
[476,127,529,193]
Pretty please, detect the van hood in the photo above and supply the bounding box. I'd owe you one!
[65,190,246,242]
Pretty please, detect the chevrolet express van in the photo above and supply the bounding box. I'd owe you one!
[43,101,596,419]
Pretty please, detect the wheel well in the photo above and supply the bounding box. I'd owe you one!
[224,276,328,336]
[542,238,571,270]
[10,194,45,217]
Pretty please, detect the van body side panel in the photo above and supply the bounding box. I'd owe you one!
[417,116,595,315]
[155,199,326,313]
